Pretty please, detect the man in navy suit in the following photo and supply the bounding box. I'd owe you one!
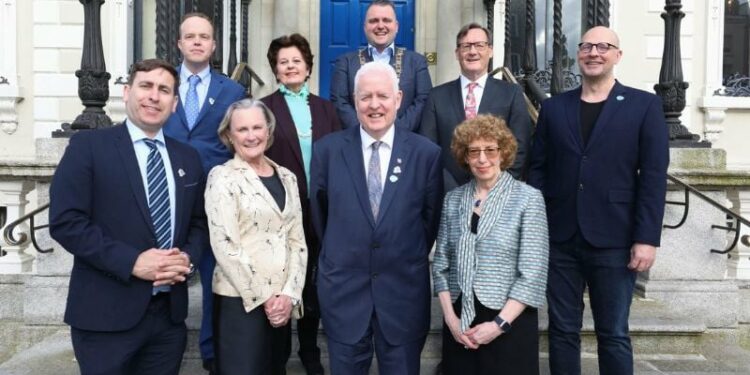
[162,12,245,373]
[330,0,432,131]
[311,61,442,374]
[527,26,669,375]
[50,59,208,375]
[419,22,531,188]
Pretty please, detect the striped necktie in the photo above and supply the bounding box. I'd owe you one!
[144,139,172,250]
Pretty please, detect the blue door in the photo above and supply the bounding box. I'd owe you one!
[318,0,415,99]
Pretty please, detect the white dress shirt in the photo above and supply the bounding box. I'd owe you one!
[360,125,395,191]
[368,43,395,64]
[460,73,489,111]
[179,63,212,111]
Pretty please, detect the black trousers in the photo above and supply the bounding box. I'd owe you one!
[442,295,539,375]
[71,293,187,375]
[214,294,291,375]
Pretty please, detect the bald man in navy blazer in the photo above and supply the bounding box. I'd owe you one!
[50,59,208,375]
[528,27,669,375]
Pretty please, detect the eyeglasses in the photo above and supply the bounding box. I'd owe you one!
[577,42,618,54]
[457,41,490,53]
[467,146,500,159]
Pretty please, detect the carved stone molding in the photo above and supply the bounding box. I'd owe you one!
[0,95,22,135]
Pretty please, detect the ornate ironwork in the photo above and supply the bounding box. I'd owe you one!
[528,66,581,93]
[155,0,170,62]
[585,0,610,29]
[664,174,749,255]
[242,0,250,63]
[716,73,750,97]
[168,0,180,65]
[653,0,707,147]
[504,0,512,68]
[551,0,563,95]
[55,0,112,137]
[522,0,537,74]
[190,0,199,12]
[228,0,238,74]
[483,0,494,71]
[3,203,52,254]
[212,0,224,73]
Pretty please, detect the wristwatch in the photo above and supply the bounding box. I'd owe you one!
[493,316,512,333]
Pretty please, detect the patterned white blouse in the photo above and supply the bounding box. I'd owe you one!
[205,154,308,318]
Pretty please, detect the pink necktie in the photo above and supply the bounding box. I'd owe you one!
[465,82,478,119]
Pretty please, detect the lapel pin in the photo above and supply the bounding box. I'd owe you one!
[397,158,402,164]
[393,166,402,174]
[208,98,215,105]
[389,175,398,183]
[178,168,186,177]
[616,95,624,101]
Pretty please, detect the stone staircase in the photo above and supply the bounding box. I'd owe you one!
[2,281,749,375]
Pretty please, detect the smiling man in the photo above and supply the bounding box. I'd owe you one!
[419,23,532,191]
[330,0,432,132]
[50,59,208,375]
[528,26,669,375]
[311,62,442,374]
[162,12,246,374]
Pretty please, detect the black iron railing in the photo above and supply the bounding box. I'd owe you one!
[3,203,52,254]
[664,174,749,255]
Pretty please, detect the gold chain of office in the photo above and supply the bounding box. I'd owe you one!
[358,47,405,78]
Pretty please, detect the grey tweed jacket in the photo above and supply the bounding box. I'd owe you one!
[432,175,549,309]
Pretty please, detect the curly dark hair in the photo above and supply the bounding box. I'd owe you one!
[266,33,314,80]
[451,115,517,171]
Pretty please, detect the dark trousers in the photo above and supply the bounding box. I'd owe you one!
[442,295,539,375]
[327,312,426,375]
[71,293,187,375]
[296,272,322,364]
[199,249,216,361]
[214,294,291,375]
[547,232,637,375]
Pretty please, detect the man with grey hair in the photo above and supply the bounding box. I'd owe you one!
[311,61,442,374]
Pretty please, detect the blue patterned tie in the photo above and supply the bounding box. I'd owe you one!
[367,141,383,219]
[184,74,201,129]
[144,139,172,250]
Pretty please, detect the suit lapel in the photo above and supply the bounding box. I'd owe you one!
[193,72,224,128]
[564,87,584,150]
[585,81,627,149]
[271,91,305,170]
[165,138,185,241]
[449,79,466,127]
[477,78,497,114]
[341,127,375,227]
[375,130,410,227]
[114,125,154,236]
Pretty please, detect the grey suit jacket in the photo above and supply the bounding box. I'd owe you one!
[419,77,532,191]
[432,174,549,310]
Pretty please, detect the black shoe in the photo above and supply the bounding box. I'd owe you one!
[202,358,217,375]
[301,360,325,375]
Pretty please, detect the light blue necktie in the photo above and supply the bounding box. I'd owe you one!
[144,139,172,294]
[367,141,383,219]
[185,75,201,129]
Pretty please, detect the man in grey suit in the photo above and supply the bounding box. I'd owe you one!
[419,22,531,190]
[330,0,432,131]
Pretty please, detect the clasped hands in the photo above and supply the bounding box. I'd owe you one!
[264,294,293,328]
[132,248,191,286]
[445,313,502,350]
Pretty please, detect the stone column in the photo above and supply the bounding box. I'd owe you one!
[435,0,462,84]
[730,191,750,279]
[0,181,35,273]
[273,0,298,37]
[0,0,22,137]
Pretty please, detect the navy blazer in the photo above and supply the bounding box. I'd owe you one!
[310,126,442,345]
[329,49,432,131]
[49,124,209,332]
[419,77,532,189]
[163,69,246,173]
[527,81,669,248]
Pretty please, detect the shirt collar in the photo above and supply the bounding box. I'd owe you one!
[368,43,395,58]
[360,123,395,150]
[460,73,489,89]
[180,63,211,83]
[125,118,166,145]
[279,82,310,99]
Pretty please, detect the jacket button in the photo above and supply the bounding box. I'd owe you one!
[372,273,378,279]
[578,183,584,191]
[582,155,588,161]
[371,243,380,249]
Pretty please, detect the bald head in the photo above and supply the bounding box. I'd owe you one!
[577,26,622,84]
[581,26,620,48]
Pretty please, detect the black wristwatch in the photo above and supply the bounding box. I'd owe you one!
[493,316,512,333]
